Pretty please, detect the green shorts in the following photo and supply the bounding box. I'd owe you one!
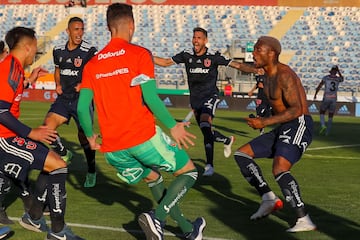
[105,126,190,184]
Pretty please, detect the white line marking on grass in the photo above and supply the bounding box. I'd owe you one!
[304,154,359,159]
[307,144,360,151]
[10,217,232,240]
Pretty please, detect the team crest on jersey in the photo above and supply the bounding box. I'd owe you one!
[204,58,211,67]
[74,57,82,67]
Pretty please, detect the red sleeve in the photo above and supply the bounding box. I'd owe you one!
[0,57,17,102]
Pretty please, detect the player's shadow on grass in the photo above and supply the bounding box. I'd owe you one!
[273,202,360,240]
[185,162,300,240]
[60,139,153,239]
[189,161,360,240]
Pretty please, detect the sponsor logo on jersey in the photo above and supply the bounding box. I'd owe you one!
[204,58,211,67]
[163,97,172,106]
[189,68,210,74]
[74,57,82,67]
[308,103,318,113]
[60,69,79,76]
[96,68,129,79]
[218,99,229,109]
[246,100,257,110]
[98,49,126,60]
[95,68,129,79]
[337,105,350,115]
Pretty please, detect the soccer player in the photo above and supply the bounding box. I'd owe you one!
[248,74,272,135]
[313,65,344,136]
[43,16,98,187]
[233,36,316,232]
[0,26,84,240]
[154,27,261,177]
[0,40,33,225]
[78,3,205,240]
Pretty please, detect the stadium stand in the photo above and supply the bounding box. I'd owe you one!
[0,4,359,96]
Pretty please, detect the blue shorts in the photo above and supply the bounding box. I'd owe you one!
[48,94,94,129]
[193,95,220,121]
[0,136,49,181]
[250,115,313,164]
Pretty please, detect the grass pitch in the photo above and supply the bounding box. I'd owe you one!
[3,101,360,240]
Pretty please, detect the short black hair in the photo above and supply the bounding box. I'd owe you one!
[5,26,36,50]
[106,3,133,29]
[257,36,281,56]
[68,16,84,27]
[193,27,207,38]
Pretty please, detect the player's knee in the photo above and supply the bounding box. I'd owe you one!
[199,113,211,122]
[45,151,67,171]
[142,170,160,183]
[199,121,213,143]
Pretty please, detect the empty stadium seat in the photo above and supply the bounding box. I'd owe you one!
[0,4,358,93]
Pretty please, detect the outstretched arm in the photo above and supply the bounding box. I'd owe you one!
[153,56,175,67]
[24,66,48,88]
[229,61,264,75]
[141,79,195,149]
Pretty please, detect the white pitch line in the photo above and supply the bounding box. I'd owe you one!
[9,217,232,240]
[304,154,359,159]
[307,144,360,151]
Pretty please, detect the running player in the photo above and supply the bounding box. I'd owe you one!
[78,3,206,239]
[234,36,316,232]
[314,65,344,136]
[154,27,261,176]
[1,26,84,240]
[43,16,98,187]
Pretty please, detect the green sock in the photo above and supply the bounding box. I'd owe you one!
[148,172,197,233]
